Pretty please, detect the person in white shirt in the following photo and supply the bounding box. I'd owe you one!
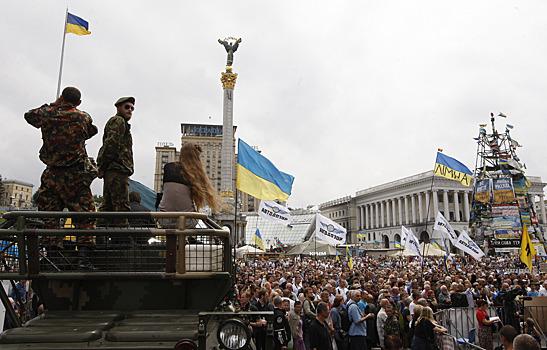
[336,279,349,303]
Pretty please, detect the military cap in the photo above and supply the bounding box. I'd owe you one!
[115,96,135,106]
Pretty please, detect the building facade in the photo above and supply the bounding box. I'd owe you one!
[153,123,259,213]
[320,171,546,250]
[1,179,34,208]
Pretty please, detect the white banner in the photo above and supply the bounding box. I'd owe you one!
[405,228,423,260]
[315,213,347,245]
[433,212,458,244]
[454,230,485,260]
[258,200,292,226]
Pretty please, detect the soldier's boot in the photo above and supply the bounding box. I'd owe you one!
[77,246,97,271]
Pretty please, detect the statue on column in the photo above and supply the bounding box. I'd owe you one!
[218,37,242,68]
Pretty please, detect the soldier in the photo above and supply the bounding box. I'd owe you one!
[273,296,291,350]
[97,97,134,225]
[25,87,98,269]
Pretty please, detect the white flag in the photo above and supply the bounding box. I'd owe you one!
[405,228,423,260]
[433,212,458,244]
[258,200,292,226]
[455,230,485,260]
[401,226,410,247]
[315,213,347,245]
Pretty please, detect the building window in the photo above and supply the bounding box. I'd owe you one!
[438,194,443,203]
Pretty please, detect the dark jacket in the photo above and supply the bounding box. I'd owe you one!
[273,307,291,349]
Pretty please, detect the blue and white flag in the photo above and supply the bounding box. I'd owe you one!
[455,230,484,260]
[258,200,292,227]
[315,213,346,245]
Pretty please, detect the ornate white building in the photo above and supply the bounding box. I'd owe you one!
[320,171,546,251]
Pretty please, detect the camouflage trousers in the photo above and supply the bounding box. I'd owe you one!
[100,170,130,226]
[36,166,95,245]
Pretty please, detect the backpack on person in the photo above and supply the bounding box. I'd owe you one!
[339,307,351,334]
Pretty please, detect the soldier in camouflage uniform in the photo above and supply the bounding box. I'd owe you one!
[24,87,98,256]
[97,97,134,226]
[383,304,402,342]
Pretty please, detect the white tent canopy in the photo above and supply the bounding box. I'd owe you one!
[286,239,338,257]
[236,245,265,258]
[387,242,452,257]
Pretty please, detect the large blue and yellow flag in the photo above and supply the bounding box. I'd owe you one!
[252,229,265,250]
[434,151,472,186]
[237,139,294,201]
[66,13,91,36]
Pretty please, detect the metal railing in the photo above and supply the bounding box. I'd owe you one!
[434,307,501,349]
[0,211,231,278]
[523,302,547,346]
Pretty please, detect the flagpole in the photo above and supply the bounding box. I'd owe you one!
[421,151,438,282]
[233,187,238,278]
[56,8,69,98]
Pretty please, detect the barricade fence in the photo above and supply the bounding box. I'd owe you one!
[0,211,231,277]
[434,307,501,349]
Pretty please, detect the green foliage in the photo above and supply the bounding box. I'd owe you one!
[32,191,39,205]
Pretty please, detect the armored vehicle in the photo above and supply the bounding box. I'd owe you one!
[0,211,273,349]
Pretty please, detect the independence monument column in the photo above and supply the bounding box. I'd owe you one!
[218,37,241,199]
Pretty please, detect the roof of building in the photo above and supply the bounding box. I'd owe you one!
[245,212,316,247]
[2,179,34,187]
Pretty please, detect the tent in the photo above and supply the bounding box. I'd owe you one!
[286,239,338,257]
[387,242,452,257]
[236,245,265,258]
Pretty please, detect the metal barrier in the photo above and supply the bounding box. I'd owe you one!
[434,307,501,349]
[0,211,231,277]
[523,302,547,346]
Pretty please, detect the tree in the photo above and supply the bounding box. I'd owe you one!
[92,194,103,204]
[32,191,39,206]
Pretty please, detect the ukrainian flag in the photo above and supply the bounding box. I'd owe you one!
[237,139,294,201]
[374,240,381,246]
[431,239,445,251]
[395,240,403,249]
[346,246,353,270]
[252,229,265,250]
[66,13,91,36]
[434,151,473,186]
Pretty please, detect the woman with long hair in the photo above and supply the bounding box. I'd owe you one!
[411,306,447,350]
[157,142,219,227]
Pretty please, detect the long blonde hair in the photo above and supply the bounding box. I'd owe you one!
[178,142,219,212]
[417,306,435,324]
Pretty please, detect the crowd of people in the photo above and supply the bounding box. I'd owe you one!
[234,255,546,350]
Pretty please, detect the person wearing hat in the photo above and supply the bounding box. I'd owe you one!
[97,97,135,223]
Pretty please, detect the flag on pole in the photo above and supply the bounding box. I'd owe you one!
[520,225,536,273]
[401,226,410,247]
[395,240,404,249]
[66,13,91,35]
[252,229,265,250]
[434,151,472,186]
[315,213,347,245]
[258,200,292,227]
[346,246,353,270]
[374,240,381,246]
[433,212,458,244]
[236,139,294,201]
[405,228,422,261]
[454,230,485,260]
[431,239,445,251]
[275,238,286,248]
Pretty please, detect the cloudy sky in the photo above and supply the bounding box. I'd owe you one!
[2,1,547,209]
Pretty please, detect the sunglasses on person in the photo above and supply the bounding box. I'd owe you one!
[124,104,134,111]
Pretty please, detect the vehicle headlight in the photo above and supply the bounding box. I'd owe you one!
[217,318,250,350]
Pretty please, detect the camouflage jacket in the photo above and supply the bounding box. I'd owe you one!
[97,115,133,175]
[24,102,98,167]
[384,315,401,337]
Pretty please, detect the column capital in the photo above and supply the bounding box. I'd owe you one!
[221,72,238,89]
